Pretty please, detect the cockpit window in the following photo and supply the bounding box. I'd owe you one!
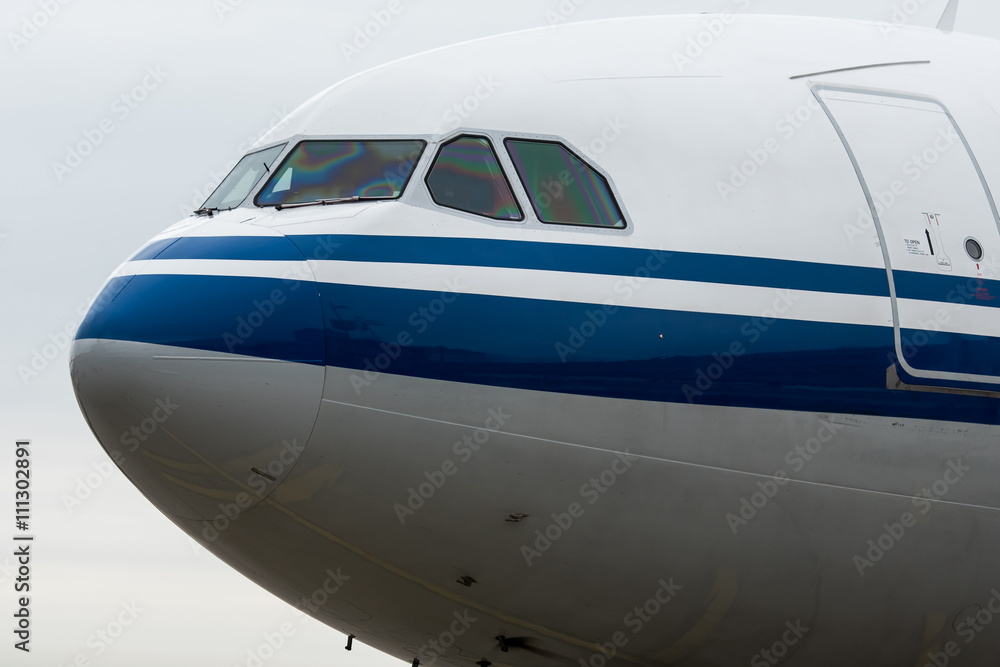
[426,136,522,221]
[505,139,625,229]
[255,140,425,208]
[200,144,286,212]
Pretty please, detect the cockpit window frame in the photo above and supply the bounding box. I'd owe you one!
[400,128,631,235]
[424,134,525,222]
[253,137,428,209]
[503,137,628,231]
[200,142,288,213]
[242,130,631,236]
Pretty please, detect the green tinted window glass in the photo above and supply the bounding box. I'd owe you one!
[202,144,286,211]
[256,140,425,207]
[505,139,624,228]
[426,136,522,220]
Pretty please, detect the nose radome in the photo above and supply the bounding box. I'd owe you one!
[69,227,326,521]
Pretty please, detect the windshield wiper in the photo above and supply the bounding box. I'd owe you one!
[193,206,237,217]
[274,196,393,211]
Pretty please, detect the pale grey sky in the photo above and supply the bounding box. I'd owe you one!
[1,1,998,665]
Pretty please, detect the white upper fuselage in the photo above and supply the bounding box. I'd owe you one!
[71,15,1000,667]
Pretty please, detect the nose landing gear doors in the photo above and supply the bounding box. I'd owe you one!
[815,85,1000,388]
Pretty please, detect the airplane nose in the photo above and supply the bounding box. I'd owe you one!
[69,231,326,521]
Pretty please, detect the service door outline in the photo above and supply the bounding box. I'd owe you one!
[814,84,1000,386]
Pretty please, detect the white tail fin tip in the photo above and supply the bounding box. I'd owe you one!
[937,0,959,33]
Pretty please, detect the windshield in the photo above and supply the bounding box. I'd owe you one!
[200,144,286,212]
[255,140,425,208]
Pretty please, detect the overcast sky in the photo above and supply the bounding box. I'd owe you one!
[1,1,998,665]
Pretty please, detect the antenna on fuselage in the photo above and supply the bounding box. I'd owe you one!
[937,0,959,33]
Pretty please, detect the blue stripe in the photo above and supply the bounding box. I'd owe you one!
[150,236,306,261]
[73,272,1000,424]
[133,236,1000,313]
[286,235,891,297]
[895,270,1000,308]
[900,328,1000,377]
[130,234,894,298]
[76,275,325,365]
[318,282,998,425]
[130,238,179,261]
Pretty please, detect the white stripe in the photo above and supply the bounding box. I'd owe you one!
[114,259,308,280]
[898,298,1000,340]
[115,258,1000,337]
[309,260,894,328]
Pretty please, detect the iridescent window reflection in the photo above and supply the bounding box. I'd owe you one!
[256,140,425,207]
[505,139,625,229]
[426,136,522,221]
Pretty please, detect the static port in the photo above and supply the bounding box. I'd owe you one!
[966,237,984,261]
